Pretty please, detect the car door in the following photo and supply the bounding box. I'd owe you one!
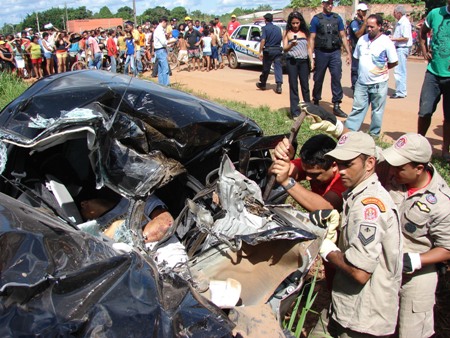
[230,25,260,64]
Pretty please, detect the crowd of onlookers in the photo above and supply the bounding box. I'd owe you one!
[0,15,243,79]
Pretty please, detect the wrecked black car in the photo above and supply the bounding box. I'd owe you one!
[0,71,325,336]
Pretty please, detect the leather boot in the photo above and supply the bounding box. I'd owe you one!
[256,82,266,90]
[276,83,282,94]
[333,103,348,118]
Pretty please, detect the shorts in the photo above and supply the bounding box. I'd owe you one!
[177,50,188,63]
[188,48,200,59]
[56,51,68,59]
[203,51,212,56]
[69,51,78,58]
[211,46,219,60]
[44,52,52,59]
[221,43,229,55]
[418,70,450,120]
[31,58,42,65]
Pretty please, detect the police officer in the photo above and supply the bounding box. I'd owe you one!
[256,13,283,94]
[310,0,351,118]
[321,131,402,337]
[382,133,450,338]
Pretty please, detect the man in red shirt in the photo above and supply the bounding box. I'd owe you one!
[227,14,240,36]
[271,134,345,212]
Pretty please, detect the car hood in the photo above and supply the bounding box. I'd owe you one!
[0,71,262,164]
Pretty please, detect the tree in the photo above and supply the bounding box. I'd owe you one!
[170,6,188,21]
[255,5,273,11]
[116,6,134,21]
[96,6,114,19]
[141,6,170,23]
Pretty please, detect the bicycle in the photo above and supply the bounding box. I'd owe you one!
[71,53,88,71]
[167,45,179,71]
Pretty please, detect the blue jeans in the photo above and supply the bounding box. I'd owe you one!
[124,54,135,75]
[155,48,170,86]
[109,55,116,73]
[286,57,310,116]
[89,52,103,70]
[259,47,283,85]
[344,80,388,137]
[394,47,409,97]
[136,47,144,73]
[313,49,343,103]
[351,55,359,91]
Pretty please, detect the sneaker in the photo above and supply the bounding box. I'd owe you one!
[390,94,406,99]
[313,100,320,106]
[256,82,266,90]
[333,103,348,118]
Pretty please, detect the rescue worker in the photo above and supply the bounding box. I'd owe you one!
[382,133,450,338]
[321,131,402,337]
[309,0,351,118]
[256,13,283,94]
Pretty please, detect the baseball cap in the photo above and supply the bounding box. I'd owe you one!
[357,3,368,11]
[382,133,432,166]
[0,41,5,45]
[326,131,377,161]
[231,14,236,18]
[185,16,192,21]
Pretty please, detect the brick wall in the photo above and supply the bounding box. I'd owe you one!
[67,18,124,34]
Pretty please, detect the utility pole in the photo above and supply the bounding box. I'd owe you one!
[133,0,137,24]
[36,12,40,33]
[65,3,69,31]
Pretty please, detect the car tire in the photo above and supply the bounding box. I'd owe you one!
[228,51,240,69]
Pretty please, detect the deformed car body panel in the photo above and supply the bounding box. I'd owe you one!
[0,192,234,337]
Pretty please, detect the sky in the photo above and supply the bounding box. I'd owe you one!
[3,0,291,28]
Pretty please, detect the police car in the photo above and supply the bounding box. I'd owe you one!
[228,23,285,69]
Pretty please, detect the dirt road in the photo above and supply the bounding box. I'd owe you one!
[165,57,445,154]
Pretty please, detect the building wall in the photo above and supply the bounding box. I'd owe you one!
[67,18,123,33]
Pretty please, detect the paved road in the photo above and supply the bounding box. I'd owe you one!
[168,57,444,155]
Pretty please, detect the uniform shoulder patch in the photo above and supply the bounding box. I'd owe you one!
[361,197,386,212]
[358,224,377,246]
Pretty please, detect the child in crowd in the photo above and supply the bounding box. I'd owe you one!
[219,26,230,68]
[106,29,118,73]
[201,29,212,72]
[210,29,219,70]
[177,34,188,72]
[124,32,135,76]
[26,36,43,79]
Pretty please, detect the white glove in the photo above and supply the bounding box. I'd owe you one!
[320,238,341,262]
[310,120,344,139]
[403,252,422,274]
[309,209,340,243]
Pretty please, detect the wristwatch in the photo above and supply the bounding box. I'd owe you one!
[282,177,296,191]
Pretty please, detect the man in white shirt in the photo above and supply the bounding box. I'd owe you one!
[345,14,398,137]
[153,16,170,86]
[390,5,412,98]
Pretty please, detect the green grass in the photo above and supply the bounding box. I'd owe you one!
[0,73,29,110]
[2,74,449,184]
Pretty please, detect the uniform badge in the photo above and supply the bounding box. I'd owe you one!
[358,224,376,246]
[361,197,386,212]
[363,205,379,221]
[416,201,430,213]
[426,194,437,204]
[405,222,416,233]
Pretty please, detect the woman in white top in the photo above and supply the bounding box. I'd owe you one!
[201,28,212,72]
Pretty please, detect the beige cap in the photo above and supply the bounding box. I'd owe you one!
[231,14,237,18]
[382,133,432,166]
[326,131,376,161]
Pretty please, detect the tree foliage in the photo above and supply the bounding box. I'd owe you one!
[95,6,114,19]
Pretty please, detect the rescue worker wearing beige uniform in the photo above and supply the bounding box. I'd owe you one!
[382,133,450,338]
[321,131,402,337]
